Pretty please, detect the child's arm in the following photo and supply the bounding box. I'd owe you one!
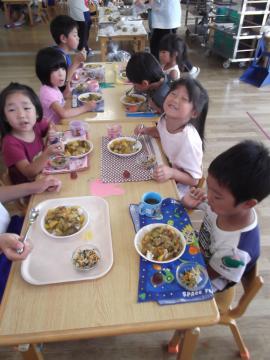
[0,176,62,203]
[50,100,96,119]
[206,265,222,280]
[153,166,199,186]
[14,144,64,180]
[148,98,162,114]
[66,49,87,83]
[134,124,160,138]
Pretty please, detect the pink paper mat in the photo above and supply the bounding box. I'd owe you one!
[101,137,152,183]
[43,131,89,175]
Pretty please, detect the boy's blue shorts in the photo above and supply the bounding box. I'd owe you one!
[0,216,24,302]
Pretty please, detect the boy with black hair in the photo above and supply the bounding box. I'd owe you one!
[182,140,270,292]
[50,15,86,84]
[126,52,170,114]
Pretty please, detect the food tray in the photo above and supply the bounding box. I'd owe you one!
[21,196,113,285]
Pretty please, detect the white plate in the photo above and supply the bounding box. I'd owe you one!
[120,94,146,106]
[134,223,186,264]
[78,92,103,104]
[107,136,142,157]
[64,139,94,159]
[21,196,113,285]
[83,63,105,70]
[41,205,89,239]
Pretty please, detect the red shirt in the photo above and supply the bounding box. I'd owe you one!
[2,119,49,184]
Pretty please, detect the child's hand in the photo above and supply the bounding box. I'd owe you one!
[74,49,87,66]
[148,98,161,114]
[47,123,57,144]
[134,124,146,135]
[152,165,173,182]
[33,176,62,194]
[45,142,64,157]
[182,187,206,209]
[0,233,31,261]
[85,100,96,111]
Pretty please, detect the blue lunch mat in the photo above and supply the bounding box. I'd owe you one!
[129,198,214,305]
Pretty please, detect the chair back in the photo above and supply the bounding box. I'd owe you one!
[228,264,263,319]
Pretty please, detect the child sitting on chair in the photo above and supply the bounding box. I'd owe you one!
[50,15,87,85]
[182,140,270,292]
[135,76,208,199]
[126,52,171,114]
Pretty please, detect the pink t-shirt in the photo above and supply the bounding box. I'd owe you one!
[157,115,203,197]
[39,85,65,124]
[2,120,49,184]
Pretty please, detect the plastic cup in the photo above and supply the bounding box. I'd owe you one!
[87,80,99,92]
[70,121,86,137]
[107,124,122,140]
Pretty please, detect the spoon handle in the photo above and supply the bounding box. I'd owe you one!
[16,224,31,255]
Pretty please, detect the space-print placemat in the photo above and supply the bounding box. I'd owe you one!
[101,137,153,183]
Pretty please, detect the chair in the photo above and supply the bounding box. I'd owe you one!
[168,264,264,360]
[37,0,51,24]
[0,171,28,216]
[89,2,99,31]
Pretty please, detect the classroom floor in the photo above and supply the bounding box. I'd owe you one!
[0,6,270,360]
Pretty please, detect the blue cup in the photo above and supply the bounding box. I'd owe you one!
[138,192,163,217]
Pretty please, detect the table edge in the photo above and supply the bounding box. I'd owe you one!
[0,308,219,346]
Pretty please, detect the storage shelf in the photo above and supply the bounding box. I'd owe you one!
[209,0,270,66]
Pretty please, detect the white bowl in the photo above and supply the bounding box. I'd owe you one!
[107,136,142,157]
[120,94,146,106]
[134,223,186,264]
[72,244,101,271]
[78,92,103,104]
[64,139,93,159]
[41,206,89,239]
[176,262,208,291]
[83,63,105,70]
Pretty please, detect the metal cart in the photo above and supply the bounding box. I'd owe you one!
[208,0,270,68]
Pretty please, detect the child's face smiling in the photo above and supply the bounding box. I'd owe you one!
[65,27,79,50]
[50,67,66,88]
[4,92,37,134]
[163,86,197,124]
[207,174,240,216]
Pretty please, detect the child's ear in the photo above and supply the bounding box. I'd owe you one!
[242,199,258,209]
[141,80,149,90]
[60,34,67,44]
[191,109,199,119]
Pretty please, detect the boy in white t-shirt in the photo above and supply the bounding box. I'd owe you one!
[182,140,270,292]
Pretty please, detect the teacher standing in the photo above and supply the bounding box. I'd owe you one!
[135,0,181,60]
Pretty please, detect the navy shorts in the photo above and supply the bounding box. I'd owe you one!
[0,216,24,302]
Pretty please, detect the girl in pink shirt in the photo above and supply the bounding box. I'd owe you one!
[135,76,209,198]
[36,47,96,124]
[0,83,63,185]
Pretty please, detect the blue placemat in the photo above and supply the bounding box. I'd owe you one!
[129,198,213,305]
